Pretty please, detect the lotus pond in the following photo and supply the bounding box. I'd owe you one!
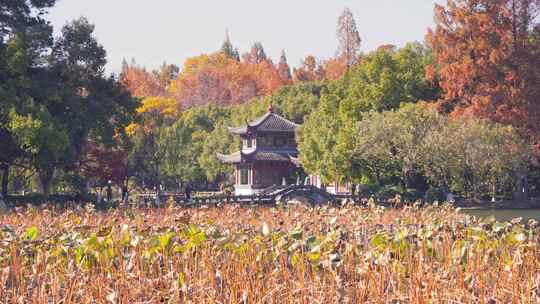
[0,204,539,303]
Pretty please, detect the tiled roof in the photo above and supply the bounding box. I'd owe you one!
[227,111,298,135]
[252,151,290,162]
[216,150,298,164]
[252,113,298,133]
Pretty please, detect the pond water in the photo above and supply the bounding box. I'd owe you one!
[462,208,540,222]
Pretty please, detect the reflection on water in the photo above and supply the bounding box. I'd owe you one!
[462,208,540,222]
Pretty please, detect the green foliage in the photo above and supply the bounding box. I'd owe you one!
[353,104,531,199]
[297,93,344,182]
[297,44,438,186]
[158,104,230,183]
[341,43,439,113]
[132,82,325,186]
[1,11,137,195]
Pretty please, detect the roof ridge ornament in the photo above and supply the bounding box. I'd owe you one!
[268,102,273,113]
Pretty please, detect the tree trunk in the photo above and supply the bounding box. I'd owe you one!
[1,165,8,198]
[374,168,382,187]
[39,168,55,196]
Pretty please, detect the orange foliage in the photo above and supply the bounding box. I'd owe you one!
[120,63,165,98]
[169,53,288,107]
[120,48,350,111]
[293,55,349,82]
[427,0,540,147]
[293,56,326,82]
[322,57,348,80]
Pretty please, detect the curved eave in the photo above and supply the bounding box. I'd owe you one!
[216,152,242,164]
[289,154,302,167]
[247,112,273,127]
[227,126,248,135]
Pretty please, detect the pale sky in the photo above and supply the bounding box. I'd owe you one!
[46,0,444,74]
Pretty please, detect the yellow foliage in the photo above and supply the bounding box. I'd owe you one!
[125,123,139,137]
[136,97,179,118]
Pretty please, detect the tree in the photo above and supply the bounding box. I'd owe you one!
[322,57,348,80]
[420,118,531,200]
[349,103,531,199]
[243,42,267,64]
[199,122,236,183]
[394,42,441,102]
[277,50,292,83]
[297,93,345,183]
[293,55,325,82]
[153,62,179,90]
[265,82,324,123]
[169,52,287,107]
[297,44,439,188]
[158,105,230,184]
[120,60,165,98]
[78,142,128,190]
[7,109,70,194]
[427,0,540,147]
[3,17,137,195]
[0,0,58,196]
[220,31,240,61]
[341,44,439,113]
[336,7,362,68]
[38,17,136,192]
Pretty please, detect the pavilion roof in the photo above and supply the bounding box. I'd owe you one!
[227,110,299,135]
[216,150,298,164]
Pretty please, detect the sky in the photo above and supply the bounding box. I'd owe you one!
[46,0,444,74]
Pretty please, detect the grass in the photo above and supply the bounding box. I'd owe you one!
[0,203,539,303]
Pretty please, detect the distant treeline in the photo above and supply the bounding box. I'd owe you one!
[1,1,539,202]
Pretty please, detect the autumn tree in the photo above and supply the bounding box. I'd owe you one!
[220,32,240,61]
[153,62,179,90]
[336,7,362,68]
[78,143,128,190]
[293,55,325,82]
[427,0,540,147]
[322,57,348,80]
[277,50,292,83]
[243,42,268,64]
[169,51,287,107]
[120,60,166,98]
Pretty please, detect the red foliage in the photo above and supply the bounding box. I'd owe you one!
[427,0,540,147]
[78,143,128,186]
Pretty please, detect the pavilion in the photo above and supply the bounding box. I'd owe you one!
[217,106,350,196]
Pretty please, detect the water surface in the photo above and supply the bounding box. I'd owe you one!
[462,208,540,222]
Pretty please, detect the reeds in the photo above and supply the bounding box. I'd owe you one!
[0,204,538,303]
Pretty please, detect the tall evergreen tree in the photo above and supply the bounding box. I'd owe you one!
[277,50,292,82]
[220,31,239,61]
[336,7,362,68]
